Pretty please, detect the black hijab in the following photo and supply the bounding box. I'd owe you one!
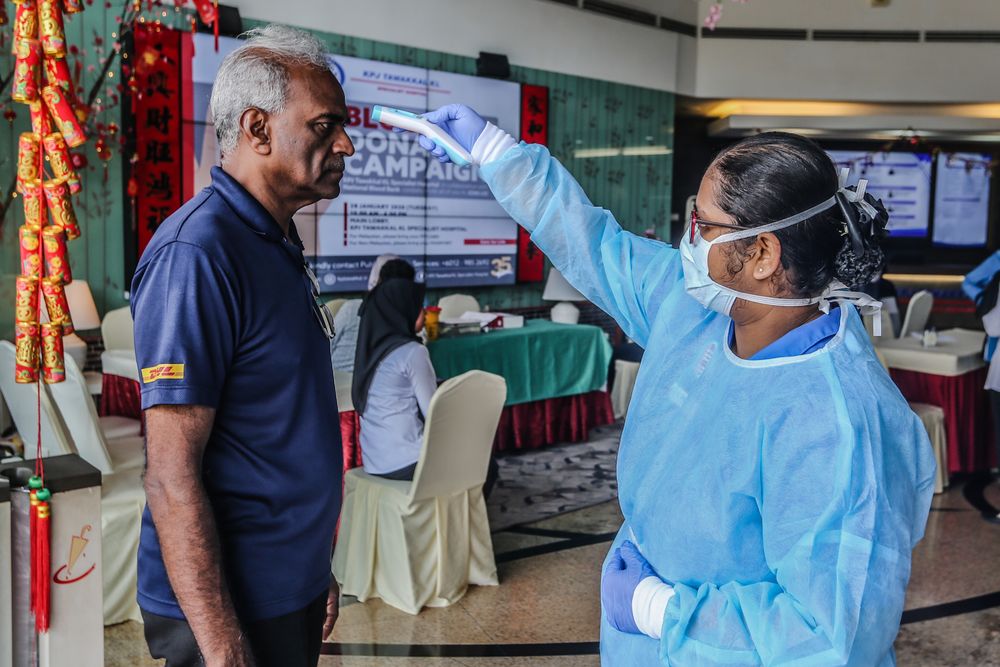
[351,278,427,415]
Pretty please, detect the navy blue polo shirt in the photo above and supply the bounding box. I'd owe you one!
[131,166,342,622]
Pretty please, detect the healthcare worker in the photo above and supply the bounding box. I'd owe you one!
[402,105,936,665]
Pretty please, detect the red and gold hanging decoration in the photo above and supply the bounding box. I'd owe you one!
[9,0,86,395]
[7,0,91,633]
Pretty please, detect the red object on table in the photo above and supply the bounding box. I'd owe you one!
[890,367,996,474]
[100,373,142,420]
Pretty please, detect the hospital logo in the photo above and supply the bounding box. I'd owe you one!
[53,525,95,585]
[142,363,185,383]
[490,257,513,279]
[328,58,346,85]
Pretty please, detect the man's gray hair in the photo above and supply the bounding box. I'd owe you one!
[210,24,331,156]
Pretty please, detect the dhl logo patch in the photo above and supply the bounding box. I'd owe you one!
[142,363,185,384]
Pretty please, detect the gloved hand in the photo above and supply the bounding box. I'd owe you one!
[414,104,487,162]
[601,540,658,635]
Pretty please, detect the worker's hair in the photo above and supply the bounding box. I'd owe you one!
[709,132,884,294]
[210,24,332,157]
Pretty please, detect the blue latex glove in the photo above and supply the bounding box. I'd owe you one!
[601,540,658,635]
[414,104,487,163]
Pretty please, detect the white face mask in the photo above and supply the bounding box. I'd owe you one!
[679,183,884,333]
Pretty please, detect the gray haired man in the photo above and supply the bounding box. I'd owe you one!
[130,25,354,667]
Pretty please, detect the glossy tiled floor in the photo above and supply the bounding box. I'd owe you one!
[106,481,1000,666]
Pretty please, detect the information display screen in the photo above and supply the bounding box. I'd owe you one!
[932,152,991,247]
[827,151,932,238]
[188,34,521,292]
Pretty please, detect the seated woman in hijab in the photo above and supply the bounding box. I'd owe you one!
[351,277,436,482]
[330,255,415,372]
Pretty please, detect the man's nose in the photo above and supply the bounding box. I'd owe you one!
[334,129,355,157]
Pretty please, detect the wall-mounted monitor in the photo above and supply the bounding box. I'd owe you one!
[932,152,991,248]
[827,151,932,238]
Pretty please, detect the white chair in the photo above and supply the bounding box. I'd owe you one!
[325,298,348,318]
[910,403,948,494]
[899,290,934,339]
[0,342,74,459]
[437,294,481,320]
[611,360,640,420]
[101,306,134,352]
[47,354,143,474]
[333,371,506,614]
[0,343,144,625]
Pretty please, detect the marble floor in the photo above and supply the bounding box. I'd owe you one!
[106,480,1000,666]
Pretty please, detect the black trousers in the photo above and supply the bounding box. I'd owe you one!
[374,456,500,499]
[990,390,1000,473]
[141,591,327,667]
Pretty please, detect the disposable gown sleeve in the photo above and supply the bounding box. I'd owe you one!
[479,143,679,348]
[962,250,1000,301]
[657,407,931,666]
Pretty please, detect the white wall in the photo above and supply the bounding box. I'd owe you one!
[696,0,1000,31]
[691,41,1000,103]
[232,0,1000,104]
[232,0,680,92]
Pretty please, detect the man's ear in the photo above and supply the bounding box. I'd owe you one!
[239,107,271,155]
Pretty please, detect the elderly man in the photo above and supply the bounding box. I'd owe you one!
[131,25,354,667]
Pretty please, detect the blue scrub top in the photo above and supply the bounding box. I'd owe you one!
[733,306,842,361]
[131,167,342,622]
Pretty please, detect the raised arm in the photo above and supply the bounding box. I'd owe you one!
[415,105,681,348]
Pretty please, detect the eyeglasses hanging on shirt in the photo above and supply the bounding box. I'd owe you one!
[303,261,336,339]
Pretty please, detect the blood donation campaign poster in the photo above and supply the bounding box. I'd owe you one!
[185,34,521,292]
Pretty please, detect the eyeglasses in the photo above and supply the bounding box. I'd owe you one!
[303,262,336,339]
[689,207,749,244]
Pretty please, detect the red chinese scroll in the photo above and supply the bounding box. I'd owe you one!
[133,24,184,257]
[517,84,548,283]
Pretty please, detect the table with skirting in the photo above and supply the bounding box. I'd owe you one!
[339,320,615,471]
[877,328,995,473]
[101,320,616,476]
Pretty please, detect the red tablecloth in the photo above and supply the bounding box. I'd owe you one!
[339,390,614,472]
[890,367,995,473]
[101,373,142,420]
[105,376,614,475]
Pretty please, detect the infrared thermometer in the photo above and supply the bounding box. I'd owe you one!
[371,105,474,166]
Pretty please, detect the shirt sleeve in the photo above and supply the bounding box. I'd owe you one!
[131,241,239,410]
[962,251,1000,301]
[479,143,680,348]
[405,344,438,419]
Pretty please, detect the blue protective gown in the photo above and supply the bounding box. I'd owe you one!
[479,144,936,666]
[963,250,1000,362]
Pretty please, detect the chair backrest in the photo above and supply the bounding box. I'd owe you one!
[333,369,353,412]
[0,341,75,459]
[102,306,135,351]
[900,290,934,338]
[437,294,481,320]
[325,298,348,318]
[408,371,506,503]
[47,353,114,473]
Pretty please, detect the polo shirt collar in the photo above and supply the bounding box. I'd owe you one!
[211,166,300,248]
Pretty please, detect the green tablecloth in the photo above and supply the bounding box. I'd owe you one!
[427,319,612,406]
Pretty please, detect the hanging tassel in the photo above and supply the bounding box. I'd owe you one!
[35,487,51,633]
[28,476,42,614]
[213,0,219,52]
